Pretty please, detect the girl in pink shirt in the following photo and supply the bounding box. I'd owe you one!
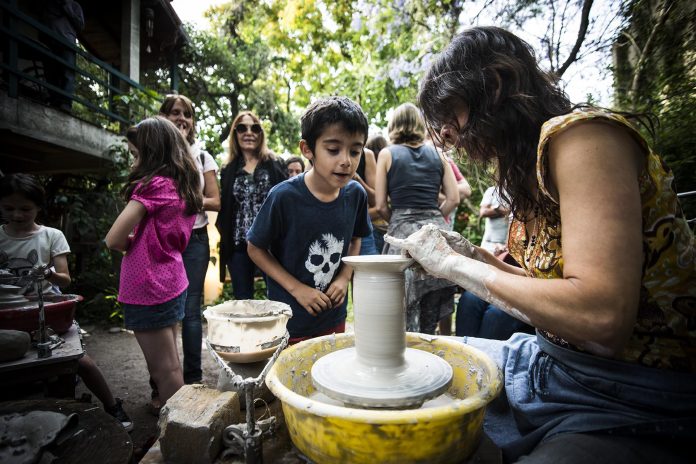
[106,116,201,406]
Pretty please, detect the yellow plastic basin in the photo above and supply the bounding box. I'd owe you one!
[265,333,502,464]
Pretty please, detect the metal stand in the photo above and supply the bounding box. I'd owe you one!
[35,279,52,358]
[0,266,54,358]
[206,333,288,464]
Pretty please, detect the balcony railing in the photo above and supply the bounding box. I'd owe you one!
[0,0,158,133]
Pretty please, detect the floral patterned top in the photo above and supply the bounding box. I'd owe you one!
[508,110,696,372]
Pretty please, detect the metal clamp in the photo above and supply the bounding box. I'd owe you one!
[207,333,288,464]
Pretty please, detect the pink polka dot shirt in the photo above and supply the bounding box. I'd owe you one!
[117,176,195,305]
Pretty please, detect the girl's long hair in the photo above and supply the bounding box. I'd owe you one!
[227,111,273,165]
[124,116,202,215]
[418,26,572,220]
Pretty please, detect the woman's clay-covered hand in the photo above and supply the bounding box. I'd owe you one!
[385,224,476,279]
[438,229,486,261]
[386,224,531,328]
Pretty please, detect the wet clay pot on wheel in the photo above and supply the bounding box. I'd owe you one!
[312,255,452,409]
[266,333,503,464]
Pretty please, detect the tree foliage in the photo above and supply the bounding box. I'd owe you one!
[158,0,625,154]
[614,0,696,197]
[137,0,639,239]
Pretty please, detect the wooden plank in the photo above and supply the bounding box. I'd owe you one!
[0,323,83,372]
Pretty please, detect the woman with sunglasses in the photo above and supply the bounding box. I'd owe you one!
[216,111,287,300]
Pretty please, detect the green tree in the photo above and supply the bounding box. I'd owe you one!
[613,0,696,197]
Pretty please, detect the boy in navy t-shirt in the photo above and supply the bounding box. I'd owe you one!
[247,96,371,342]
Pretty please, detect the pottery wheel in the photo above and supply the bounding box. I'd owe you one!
[311,347,453,409]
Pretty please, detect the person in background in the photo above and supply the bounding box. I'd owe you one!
[41,0,84,111]
[390,26,694,463]
[427,133,472,335]
[479,186,509,254]
[106,117,201,408]
[353,146,378,255]
[365,134,388,252]
[247,96,371,344]
[286,156,305,178]
[376,102,460,335]
[427,132,472,230]
[159,94,220,392]
[0,173,132,431]
[456,185,533,339]
[216,112,287,300]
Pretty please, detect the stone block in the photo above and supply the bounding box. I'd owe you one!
[158,385,240,464]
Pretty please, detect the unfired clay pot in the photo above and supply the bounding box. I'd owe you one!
[204,299,291,363]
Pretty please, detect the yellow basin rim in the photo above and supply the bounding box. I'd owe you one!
[266,333,502,423]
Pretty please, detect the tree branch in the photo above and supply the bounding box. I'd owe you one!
[629,0,673,105]
[557,0,594,77]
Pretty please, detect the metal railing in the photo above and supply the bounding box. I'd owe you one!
[0,0,158,132]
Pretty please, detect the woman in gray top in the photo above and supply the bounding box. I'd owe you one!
[375,102,459,334]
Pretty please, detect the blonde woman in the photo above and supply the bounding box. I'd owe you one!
[216,112,287,299]
[375,102,460,334]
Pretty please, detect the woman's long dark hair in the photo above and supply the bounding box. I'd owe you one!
[124,116,202,215]
[418,26,572,219]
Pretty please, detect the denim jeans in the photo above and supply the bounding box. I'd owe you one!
[359,229,379,255]
[373,229,385,254]
[181,229,210,384]
[227,247,258,300]
[455,290,532,339]
[122,291,186,331]
[462,333,696,462]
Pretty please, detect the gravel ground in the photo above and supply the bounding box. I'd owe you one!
[75,323,220,460]
[76,320,357,462]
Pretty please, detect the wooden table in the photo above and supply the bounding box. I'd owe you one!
[0,323,84,397]
[0,399,133,464]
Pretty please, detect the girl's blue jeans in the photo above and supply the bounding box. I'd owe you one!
[181,228,210,384]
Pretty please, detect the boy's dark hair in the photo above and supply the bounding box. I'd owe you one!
[300,96,369,153]
[285,156,305,171]
[0,173,45,208]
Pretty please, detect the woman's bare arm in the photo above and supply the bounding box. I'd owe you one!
[390,122,644,357]
[375,148,392,222]
[439,153,460,217]
[202,170,221,212]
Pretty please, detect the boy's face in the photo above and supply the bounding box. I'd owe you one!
[0,194,40,229]
[300,123,364,191]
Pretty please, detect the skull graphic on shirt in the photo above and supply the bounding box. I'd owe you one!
[305,233,344,291]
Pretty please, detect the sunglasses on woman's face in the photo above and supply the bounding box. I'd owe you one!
[235,123,263,134]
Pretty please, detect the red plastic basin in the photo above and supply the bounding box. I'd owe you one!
[0,294,83,334]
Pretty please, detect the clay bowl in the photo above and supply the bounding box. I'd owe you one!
[266,333,502,464]
[204,299,292,363]
[0,294,83,334]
